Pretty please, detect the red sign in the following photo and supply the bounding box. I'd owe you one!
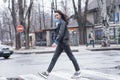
[17,25,24,32]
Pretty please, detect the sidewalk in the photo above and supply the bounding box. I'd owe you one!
[14,46,80,54]
[14,44,120,54]
[86,44,120,51]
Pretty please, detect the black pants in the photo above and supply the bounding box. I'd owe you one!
[47,42,80,73]
[86,40,94,47]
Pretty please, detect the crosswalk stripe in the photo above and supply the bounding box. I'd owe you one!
[51,70,120,80]
[51,71,90,80]
[0,77,7,80]
[19,74,43,80]
[9,69,120,80]
[51,71,73,80]
[81,70,120,80]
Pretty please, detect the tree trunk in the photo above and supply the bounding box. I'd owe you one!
[8,22,13,46]
[0,22,3,42]
[61,0,69,15]
[54,0,57,10]
[83,0,89,44]
[72,0,89,45]
[72,0,83,44]
[42,0,46,29]
[25,0,33,49]
[38,3,42,30]
[51,0,54,28]
[25,30,29,49]
[18,0,25,49]
[97,0,111,47]
[10,0,20,49]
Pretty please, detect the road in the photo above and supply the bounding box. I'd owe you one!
[0,49,120,80]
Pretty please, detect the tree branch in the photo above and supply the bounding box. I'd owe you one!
[72,0,78,17]
[25,1,33,19]
[8,0,12,14]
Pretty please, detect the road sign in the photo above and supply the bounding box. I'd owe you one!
[17,25,24,32]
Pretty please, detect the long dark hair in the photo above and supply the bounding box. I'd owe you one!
[54,10,68,25]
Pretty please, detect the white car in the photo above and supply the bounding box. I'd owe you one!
[0,45,13,59]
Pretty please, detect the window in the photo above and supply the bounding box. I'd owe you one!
[114,12,119,22]
[95,29,103,40]
[94,11,100,24]
[109,27,116,39]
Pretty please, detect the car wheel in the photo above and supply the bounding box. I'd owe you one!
[4,55,10,59]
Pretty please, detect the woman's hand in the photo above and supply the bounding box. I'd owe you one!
[52,43,57,48]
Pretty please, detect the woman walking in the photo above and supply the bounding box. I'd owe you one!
[40,10,80,79]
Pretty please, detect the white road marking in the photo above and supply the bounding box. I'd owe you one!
[81,70,120,80]
[17,69,120,80]
[51,70,120,80]
[0,77,7,80]
[51,71,90,80]
[19,74,44,80]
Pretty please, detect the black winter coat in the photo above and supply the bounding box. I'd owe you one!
[54,19,69,45]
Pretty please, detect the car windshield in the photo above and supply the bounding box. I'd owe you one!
[0,45,8,49]
[0,46,3,49]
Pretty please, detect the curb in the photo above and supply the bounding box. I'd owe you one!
[87,47,120,51]
[14,49,79,54]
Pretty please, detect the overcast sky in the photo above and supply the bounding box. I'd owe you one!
[0,0,93,15]
[0,0,88,8]
[0,0,4,10]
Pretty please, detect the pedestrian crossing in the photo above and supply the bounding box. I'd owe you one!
[19,74,43,80]
[0,77,7,80]
[51,71,90,80]
[81,70,120,80]
[1,70,120,80]
[17,70,120,80]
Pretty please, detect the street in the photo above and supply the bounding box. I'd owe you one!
[0,0,120,80]
[0,49,120,80]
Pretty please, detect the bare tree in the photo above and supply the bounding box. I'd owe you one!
[0,9,14,46]
[42,0,46,29]
[61,0,69,15]
[97,0,116,47]
[4,12,14,46]
[7,0,33,49]
[23,0,33,49]
[30,4,38,32]
[54,0,57,10]
[38,2,42,30]
[0,21,4,42]
[51,0,54,28]
[72,0,82,44]
[83,0,89,44]
[8,0,20,49]
[72,0,89,44]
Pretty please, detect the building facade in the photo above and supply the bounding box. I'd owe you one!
[87,0,120,44]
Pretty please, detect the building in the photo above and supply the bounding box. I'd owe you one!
[29,0,120,47]
[68,18,94,46]
[87,0,120,44]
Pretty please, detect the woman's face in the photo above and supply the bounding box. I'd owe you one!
[55,12,61,20]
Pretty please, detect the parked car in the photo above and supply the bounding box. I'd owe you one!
[35,40,47,46]
[0,45,13,59]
